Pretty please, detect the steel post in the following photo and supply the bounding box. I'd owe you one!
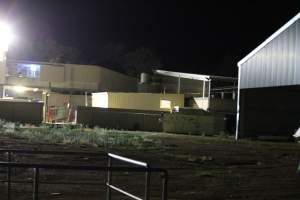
[144,171,150,200]
[106,157,112,200]
[33,168,39,200]
[7,152,11,200]
[162,172,168,200]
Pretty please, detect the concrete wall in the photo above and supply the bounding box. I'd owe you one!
[238,85,300,138]
[0,100,43,124]
[92,92,184,111]
[76,106,162,131]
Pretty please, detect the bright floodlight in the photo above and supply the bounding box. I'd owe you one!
[0,22,13,61]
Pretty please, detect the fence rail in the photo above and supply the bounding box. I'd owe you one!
[107,153,168,200]
[0,149,168,200]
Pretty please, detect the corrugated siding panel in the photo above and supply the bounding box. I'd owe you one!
[240,19,300,89]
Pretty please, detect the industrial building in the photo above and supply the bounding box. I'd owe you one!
[0,56,237,134]
[236,12,300,139]
[0,59,138,122]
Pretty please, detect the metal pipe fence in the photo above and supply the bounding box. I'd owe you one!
[107,153,168,200]
[0,149,168,200]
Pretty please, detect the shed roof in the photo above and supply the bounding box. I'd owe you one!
[238,12,300,67]
[154,69,237,82]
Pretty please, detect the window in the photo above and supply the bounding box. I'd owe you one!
[16,64,40,78]
[160,100,171,109]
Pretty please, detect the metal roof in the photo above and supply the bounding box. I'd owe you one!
[154,69,237,82]
[238,12,300,67]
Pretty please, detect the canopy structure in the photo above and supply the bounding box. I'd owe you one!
[153,69,237,100]
[154,69,237,82]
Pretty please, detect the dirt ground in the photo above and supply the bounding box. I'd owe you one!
[0,133,299,200]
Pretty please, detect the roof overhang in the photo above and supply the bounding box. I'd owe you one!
[154,69,237,82]
[238,12,300,68]
[154,70,210,81]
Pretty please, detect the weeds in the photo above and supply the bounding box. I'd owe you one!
[0,120,159,150]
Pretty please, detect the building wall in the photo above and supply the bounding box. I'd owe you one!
[239,16,300,89]
[40,64,65,82]
[98,67,137,92]
[238,86,300,138]
[237,14,300,138]
[4,61,137,92]
[92,92,184,111]
[0,62,6,84]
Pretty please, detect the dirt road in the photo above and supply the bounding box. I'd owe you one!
[0,133,299,200]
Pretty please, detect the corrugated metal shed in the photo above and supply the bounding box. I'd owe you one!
[236,12,300,139]
[238,12,300,89]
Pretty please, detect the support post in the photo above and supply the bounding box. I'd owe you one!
[208,79,211,110]
[106,157,112,200]
[161,172,168,200]
[202,80,206,99]
[7,152,11,200]
[177,75,181,94]
[144,170,150,200]
[85,91,88,107]
[33,168,39,200]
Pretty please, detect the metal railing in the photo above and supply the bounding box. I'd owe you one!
[0,149,168,200]
[0,149,104,200]
[107,153,168,200]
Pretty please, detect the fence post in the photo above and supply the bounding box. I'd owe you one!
[144,170,150,200]
[162,171,168,200]
[7,152,11,200]
[33,168,39,200]
[106,157,112,200]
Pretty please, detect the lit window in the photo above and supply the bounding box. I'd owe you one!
[160,100,171,109]
[16,64,40,78]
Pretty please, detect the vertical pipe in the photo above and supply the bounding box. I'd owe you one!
[33,168,39,200]
[235,65,241,140]
[7,152,11,200]
[202,80,206,99]
[85,91,88,107]
[177,75,181,94]
[106,157,112,200]
[162,172,168,200]
[2,86,6,98]
[208,79,211,110]
[144,170,150,200]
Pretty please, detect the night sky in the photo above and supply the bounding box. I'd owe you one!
[1,0,300,76]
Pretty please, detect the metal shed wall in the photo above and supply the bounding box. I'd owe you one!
[239,15,300,89]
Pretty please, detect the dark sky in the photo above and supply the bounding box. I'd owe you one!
[1,0,300,76]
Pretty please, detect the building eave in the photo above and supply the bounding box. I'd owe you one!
[238,12,300,67]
